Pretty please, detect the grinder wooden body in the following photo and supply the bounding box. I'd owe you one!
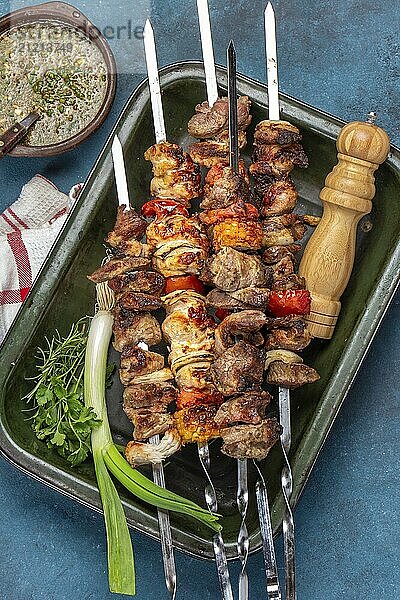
[299,119,390,339]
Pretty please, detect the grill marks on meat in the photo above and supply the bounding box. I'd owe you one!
[214,310,267,355]
[266,361,320,389]
[211,341,265,396]
[188,96,252,167]
[118,291,163,312]
[215,390,272,427]
[260,177,298,218]
[129,411,174,441]
[264,320,312,351]
[201,166,251,210]
[254,120,303,146]
[144,141,201,205]
[221,419,282,460]
[120,345,165,385]
[88,256,151,283]
[106,205,148,248]
[123,382,177,415]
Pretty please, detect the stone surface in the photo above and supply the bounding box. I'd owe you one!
[0,0,399,598]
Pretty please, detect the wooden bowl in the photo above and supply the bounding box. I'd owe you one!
[0,1,117,157]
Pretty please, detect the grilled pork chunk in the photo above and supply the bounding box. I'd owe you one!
[211,341,265,396]
[108,271,165,295]
[201,247,270,292]
[88,256,151,283]
[119,346,165,385]
[200,166,251,210]
[262,244,302,264]
[264,321,312,352]
[130,411,174,441]
[123,382,177,415]
[118,291,163,312]
[214,310,267,355]
[267,361,320,388]
[112,308,162,351]
[214,390,272,427]
[220,418,282,460]
[187,96,251,139]
[106,205,148,247]
[254,120,302,146]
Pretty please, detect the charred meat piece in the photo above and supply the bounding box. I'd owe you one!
[123,381,178,416]
[214,390,272,426]
[187,96,251,139]
[201,166,251,210]
[206,289,252,312]
[118,291,163,312]
[262,215,307,247]
[201,247,270,292]
[106,205,147,248]
[88,256,151,283]
[263,314,304,330]
[264,321,312,351]
[221,418,282,460]
[254,120,302,146]
[212,218,263,251]
[271,255,295,280]
[229,287,271,309]
[272,274,306,291]
[253,143,309,172]
[176,388,224,410]
[261,177,298,217]
[174,404,220,444]
[112,308,162,351]
[130,410,174,441]
[119,346,165,385]
[188,131,247,168]
[108,271,165,295]
[267,361,320,389]
[211,341,265,396]
[144,141,187,175]
[262,244,302,264]
[214,310,267,355]
[146,214,209,251]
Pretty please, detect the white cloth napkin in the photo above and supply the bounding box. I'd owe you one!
[0,175,70,343]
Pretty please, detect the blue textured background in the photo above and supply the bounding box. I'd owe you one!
[0,1,399,599]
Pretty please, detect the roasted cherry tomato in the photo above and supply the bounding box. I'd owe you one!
[164,274,205,295]
[267,289,311,317]
[141,199,189,220]
[176,388,224,410]
[215,308,232,322]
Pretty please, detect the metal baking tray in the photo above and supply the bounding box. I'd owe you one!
[0,62,399,559]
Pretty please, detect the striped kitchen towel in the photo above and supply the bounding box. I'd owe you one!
[0,175,71,343]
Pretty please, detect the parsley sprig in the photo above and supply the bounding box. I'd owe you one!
[23,319,102,466]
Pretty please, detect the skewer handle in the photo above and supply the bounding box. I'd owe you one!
[299,116,390,339]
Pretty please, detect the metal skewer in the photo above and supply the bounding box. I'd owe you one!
[227,40,249,600]
[195,4,234,599]
[140,20,177,600]
[265,3,296,599]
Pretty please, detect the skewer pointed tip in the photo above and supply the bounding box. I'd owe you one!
[112,135,121,151]
[227,39,236,53]
[144,18,153,34]
[265,1,274,15]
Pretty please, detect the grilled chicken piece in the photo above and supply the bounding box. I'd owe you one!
[146,214,209,251]
[112,308,162,351]
[261,177,298,217]
[106,205,148,248]
[262,244,302,264]
[119,346,165,385]
[267,361,320,388]
[144,142,201,204]
[175,361,214,390]
[123,382,177,416]
[153,243,208,277]
[174,405,220,444]
[272,274,306,291]
[201,166,251,210]
[214,390,272,427]
[118,291,163,312]
[200,202,259,226]
[211,341,265,396]
[130,411,174,441]
[264,321,312,351]
[229,287,271,309]
[187,96,251,139]
[254,120,302,145]
[88,256,151,283]
[212,219,263,252]
[201,247,270,292]
[220,418,282,460]
[214,310,267,354]
[108,271,165,295]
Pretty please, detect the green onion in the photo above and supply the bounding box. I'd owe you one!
[85,282,221,595]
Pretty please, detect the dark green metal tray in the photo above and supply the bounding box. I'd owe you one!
[0,62,399,560]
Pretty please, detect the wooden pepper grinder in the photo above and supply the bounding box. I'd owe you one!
[299,112,390,339]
